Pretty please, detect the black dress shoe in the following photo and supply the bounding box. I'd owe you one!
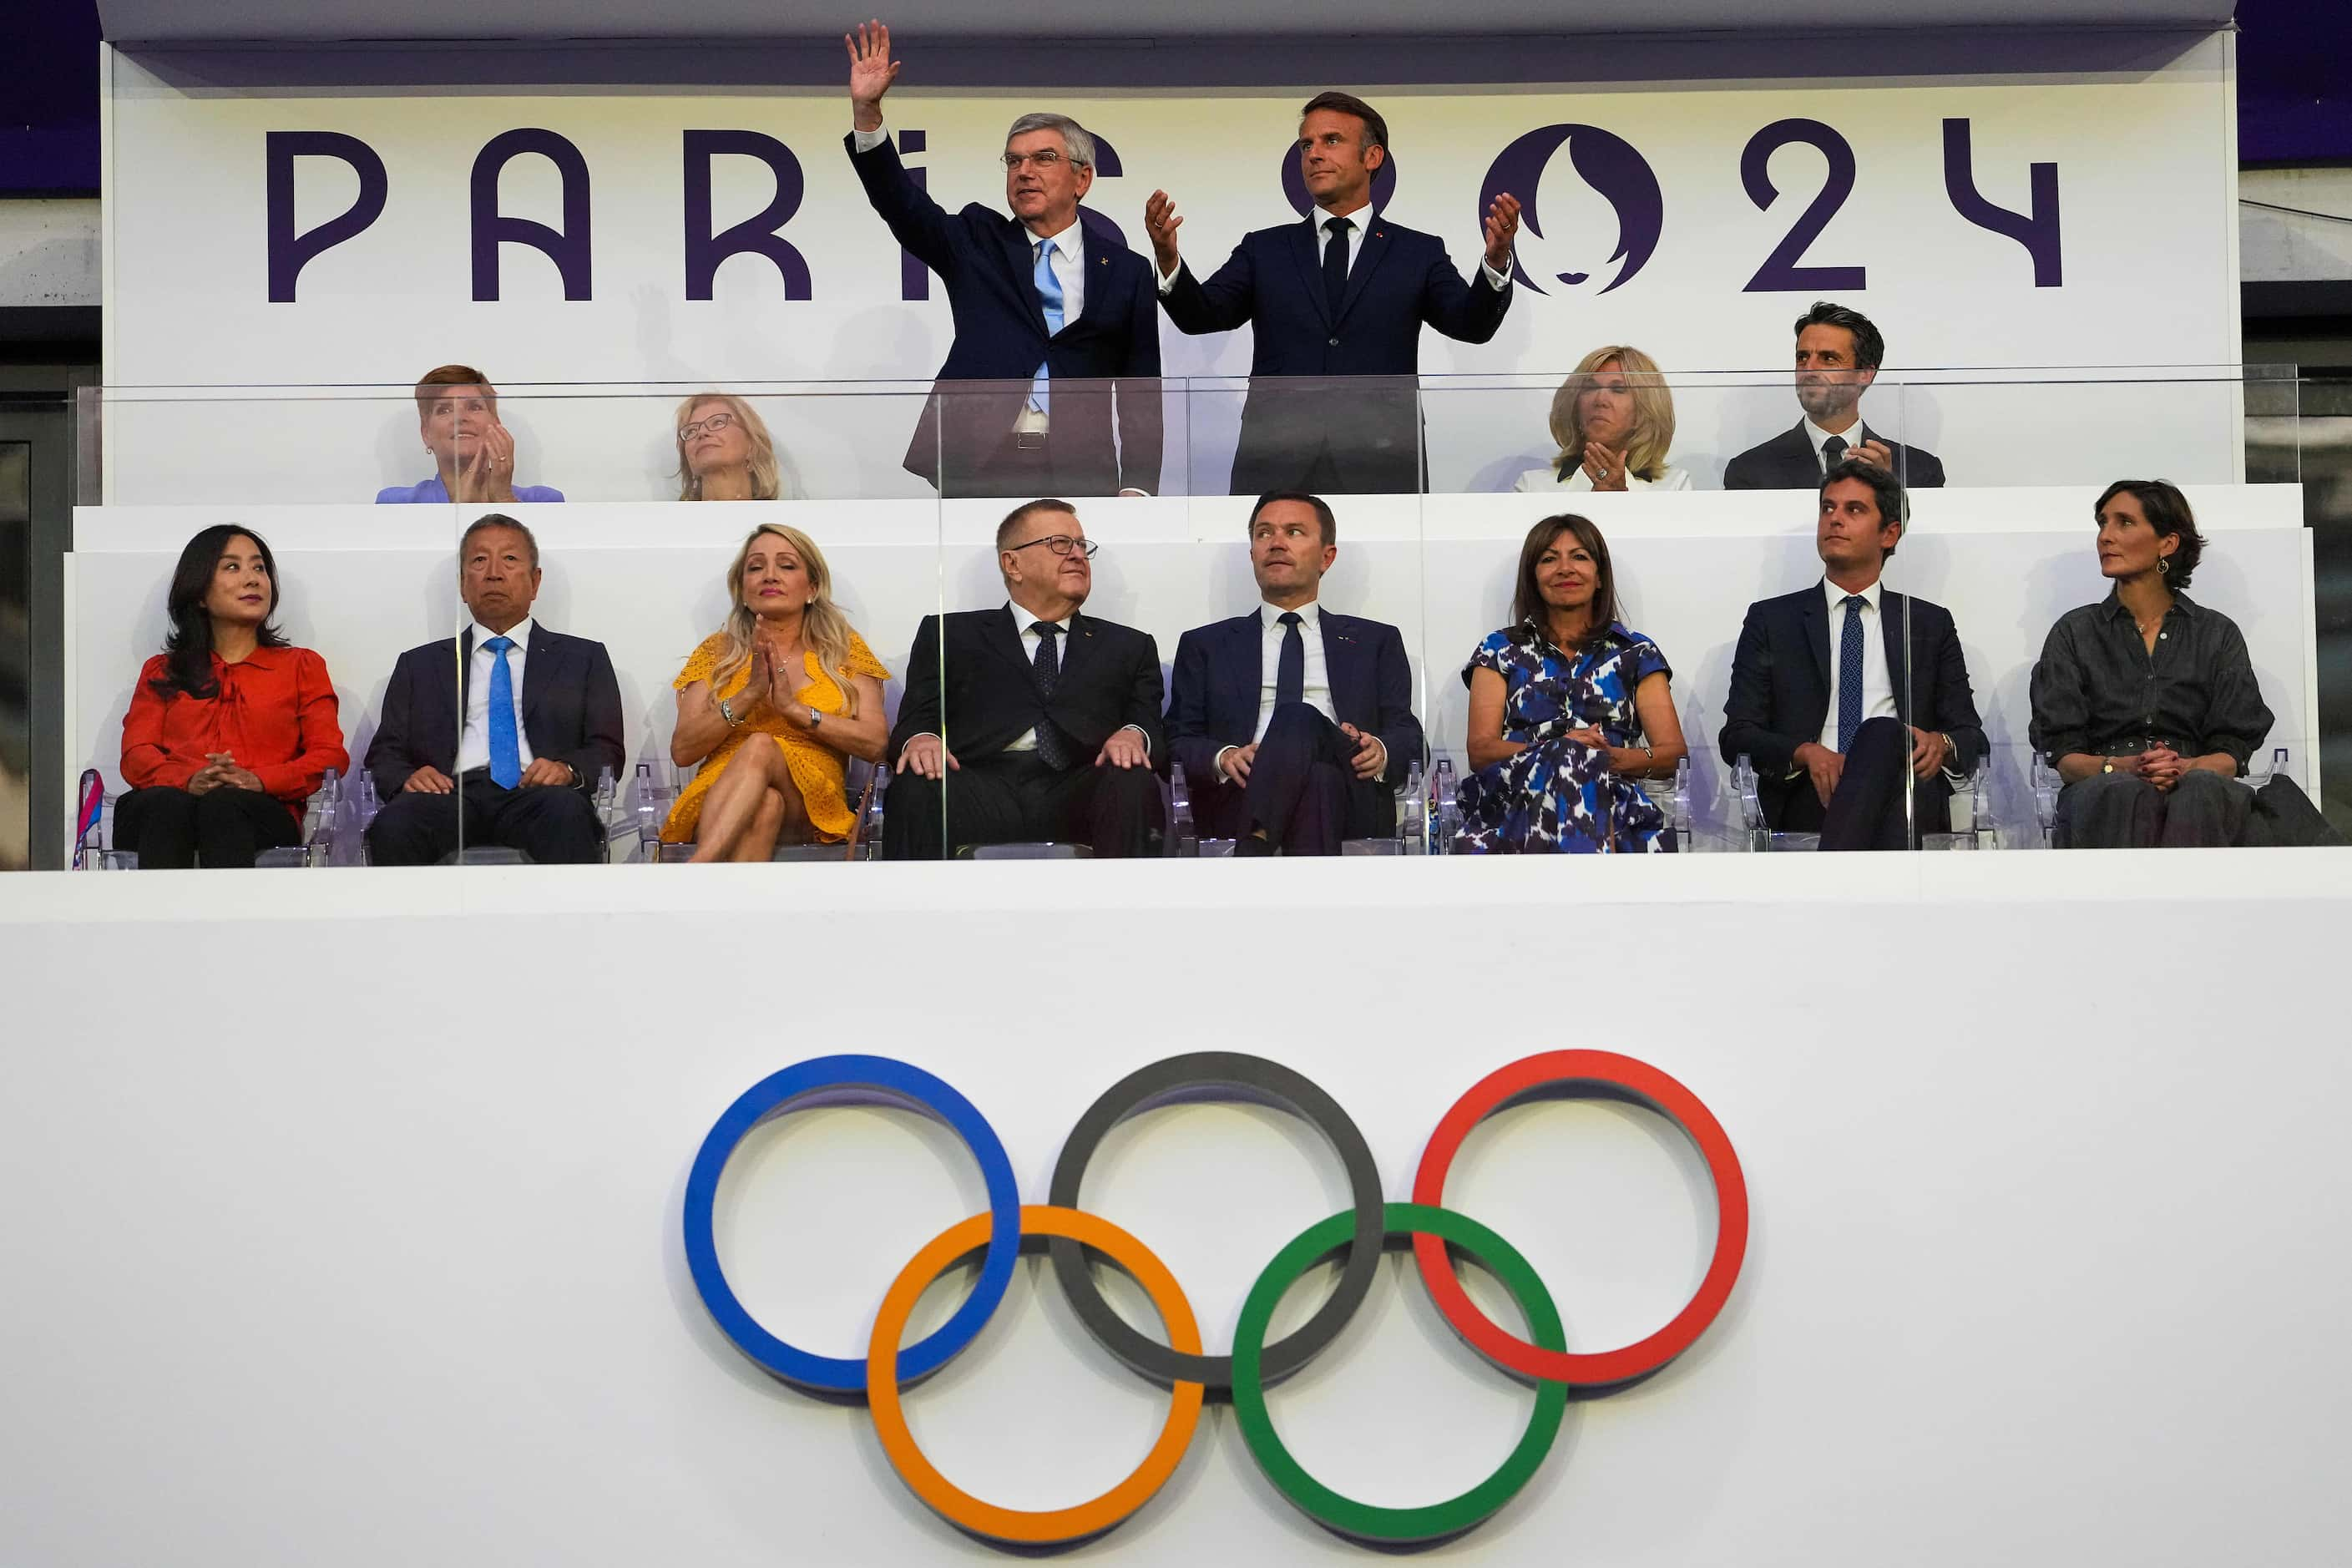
[1235,833,1276,857]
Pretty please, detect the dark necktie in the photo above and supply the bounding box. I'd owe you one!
[1837,594,1867,754]
[1821,434,1848,473]
[1275,610,1306,710]
[1322,215,1353,321]
[1029,620,1072,770]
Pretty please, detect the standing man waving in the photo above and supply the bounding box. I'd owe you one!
[1146,94,1521,496]
[843,21,1162,498]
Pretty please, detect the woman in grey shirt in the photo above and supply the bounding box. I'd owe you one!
[2028,479,2272,847]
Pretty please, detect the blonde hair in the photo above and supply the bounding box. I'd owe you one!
[673,393,786,501]
[708,526,868,717]
[1548,346,1677,483]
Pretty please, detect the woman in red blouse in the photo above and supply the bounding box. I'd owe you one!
[117,525,349,867]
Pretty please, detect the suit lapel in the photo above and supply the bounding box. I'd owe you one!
[520,625,558,730]
[1800,591,1830,688]
[1004,223,1051,337]
[1336,220,1392,323]
[1318,611,1362,717]
[1880,591,1913,724]
[1070,223,1115,331]
[984,606,1036,690]
[1059,611,1095,690]
[1287,218,1332,328]
[1231,612,1265,725]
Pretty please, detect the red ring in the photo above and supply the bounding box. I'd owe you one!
[1410,1050,1748,1388]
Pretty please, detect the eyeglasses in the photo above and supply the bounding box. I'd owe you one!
[678,411,737,441]
[1000,149,1070,171]
[1007,534,1099,559]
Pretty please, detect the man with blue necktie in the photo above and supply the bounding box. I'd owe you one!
[364,515,624,866]
[1718,461,1985,849]
[843,21,1161,498]
[1166,492,1421,854]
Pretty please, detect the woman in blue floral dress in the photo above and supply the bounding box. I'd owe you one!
[1456,513,1689,852]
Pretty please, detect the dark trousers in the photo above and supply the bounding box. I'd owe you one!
[943,429,1117,499]
[2055,769,2249,848]
[365,771,605,866]
[1198,702,1393,855]
[115,785,299,868]
[1773,716,1922,852]
[883,751,1165,859]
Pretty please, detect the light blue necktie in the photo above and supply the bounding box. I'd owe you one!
[1836,596,1866,754]
[483,635,522,789]
[1030,237,1065,416]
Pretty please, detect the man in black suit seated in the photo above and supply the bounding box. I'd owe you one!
[883,498,1167,859]
[364,514,625,866]
[1144,93,1520,496]
[1718,461,1985,849]
[1723,301,1945,491]
[1166,491,1422,855]
[844,22,1160,498]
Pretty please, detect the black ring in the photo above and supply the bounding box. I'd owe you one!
[1046,1051,1384,1397]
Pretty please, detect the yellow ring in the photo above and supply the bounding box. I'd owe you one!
[865,1204,1206,1545]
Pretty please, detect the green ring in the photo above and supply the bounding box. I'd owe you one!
[1229,1201,1569,1545]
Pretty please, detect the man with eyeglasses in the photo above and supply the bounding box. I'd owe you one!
[845,22,1162,498]
[883,498,1167,858]
[1144,92,1520,496]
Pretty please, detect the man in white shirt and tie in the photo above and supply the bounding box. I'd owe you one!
[1717,461,1985,848]
[1166,491,1423,854]
[1144,91,1521,496]
[843,22,1162,498]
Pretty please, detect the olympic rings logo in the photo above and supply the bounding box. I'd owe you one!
[682,1050,1748,1550]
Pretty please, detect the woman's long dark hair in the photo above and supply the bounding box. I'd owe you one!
[1510,513,1621,652]
[150,525,291,699]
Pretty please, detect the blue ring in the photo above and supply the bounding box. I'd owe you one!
[681,1055,1021,1394]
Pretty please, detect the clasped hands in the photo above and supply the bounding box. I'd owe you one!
[2107,746,2192,792]
[1219,724,1383,785]
[1792,727,1950,806]
[451,421,520,503]
[185,752,262,795]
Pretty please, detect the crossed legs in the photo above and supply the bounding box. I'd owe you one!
[690,738,812,862]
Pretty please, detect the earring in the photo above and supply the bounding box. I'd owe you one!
[2158,559,2169,576]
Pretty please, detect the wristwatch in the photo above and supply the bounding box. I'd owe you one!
[718,696,742,728]
[807,706,822,730]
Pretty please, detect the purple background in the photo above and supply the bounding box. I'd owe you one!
[0,1,2346,195]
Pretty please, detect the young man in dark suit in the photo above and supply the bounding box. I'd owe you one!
[1166,491,1422,855]
[364,515,625,865]
[844,23,1161,498]
[1723,302,1946,491]
[1144,93,1521,496]
[1718,461,1985,849]
[883,498,1167,859]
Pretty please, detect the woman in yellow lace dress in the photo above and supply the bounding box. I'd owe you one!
[661,524,891,861]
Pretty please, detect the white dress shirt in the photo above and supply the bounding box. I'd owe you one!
[456,617,538,776]
[1803,415,1870,473]
[1157,201,1512,294]
[1512,463,1693,493]
[1817,579,1897,752]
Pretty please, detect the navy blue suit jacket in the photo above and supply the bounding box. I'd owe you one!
[1717,585,1985,832]
[845,133,1161,493]
[1166,608,1422,798]
[362,625,625,801]
[1161,215,1508,493]
[1722,420,1946,490]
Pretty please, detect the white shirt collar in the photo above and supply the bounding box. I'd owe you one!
[471,615,534,650]
[1032,218,1083,262]
[1318,204,1375,236]
[1008,600,1070,634]
[1803,414,1867,454]
[1260,599,1322,630]
[1822,578,1883,616]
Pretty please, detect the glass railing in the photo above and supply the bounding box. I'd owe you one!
[43,365,2345,868]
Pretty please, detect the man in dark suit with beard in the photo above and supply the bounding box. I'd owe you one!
[844,22,1161,498]
[1144,92,1521,496]
[1166,491,1421,854]
[1724,301,1945,491]
[883,498,1167,859]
